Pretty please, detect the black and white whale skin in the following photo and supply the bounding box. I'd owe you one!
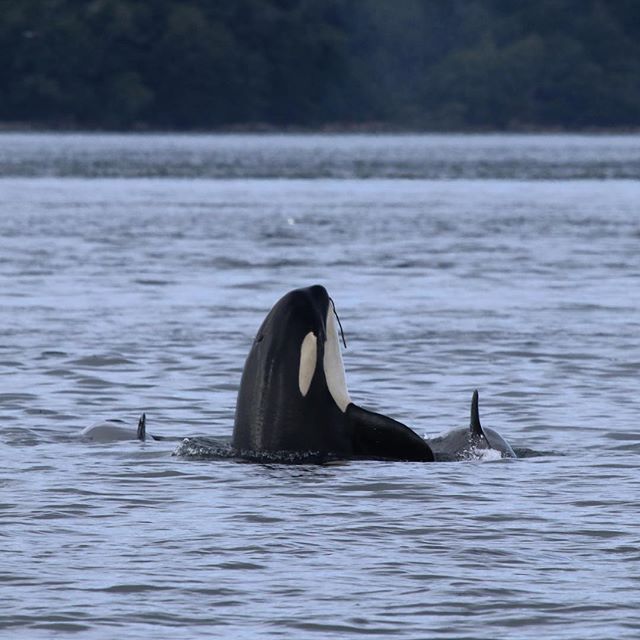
[81,413,155,442]
[231,285,434,463]
[427,391,516,461]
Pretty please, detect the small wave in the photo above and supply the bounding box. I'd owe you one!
[174,437,332,464]
[513,446,561,458]
[173,436,237,460]
[473,447,503,462]
[133,278,173,286]
[68,355,134,367]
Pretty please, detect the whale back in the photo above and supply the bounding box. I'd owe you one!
[425,390,516,460]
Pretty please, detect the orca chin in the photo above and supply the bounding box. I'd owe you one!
[426,390,516,461]
[229,284,434,462]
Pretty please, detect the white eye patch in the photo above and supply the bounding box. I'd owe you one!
[323,306,351,412]
[298,331,317,396]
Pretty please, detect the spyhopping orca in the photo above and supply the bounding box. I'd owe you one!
[81,413,158,442]
[231,285,434,462]
[426,390,516,461]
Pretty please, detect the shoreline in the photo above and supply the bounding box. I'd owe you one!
[1,121,640,136]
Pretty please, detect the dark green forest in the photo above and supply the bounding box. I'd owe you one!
[2,0,640,130]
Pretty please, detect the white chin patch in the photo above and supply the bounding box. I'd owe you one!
[299,332,317,397]
[323,306,351,412]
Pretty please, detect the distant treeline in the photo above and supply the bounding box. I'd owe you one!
[2,0,640,130]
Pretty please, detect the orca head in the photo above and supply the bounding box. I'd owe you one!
[233,284,352,453]
[254,284,350,412]
[233,284,435,462]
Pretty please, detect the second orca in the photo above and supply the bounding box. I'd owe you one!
[427,390,516,461]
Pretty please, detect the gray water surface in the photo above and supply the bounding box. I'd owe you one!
[1,134,639,639]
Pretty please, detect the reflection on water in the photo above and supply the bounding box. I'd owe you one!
[1,132,640,179]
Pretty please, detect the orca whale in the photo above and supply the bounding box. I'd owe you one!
[230,285,434,462]
[426,390,516,461]
[81,413,155,442]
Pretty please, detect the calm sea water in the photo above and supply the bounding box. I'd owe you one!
[1,133,639,639]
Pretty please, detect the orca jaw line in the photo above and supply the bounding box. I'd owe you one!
[323,305,351,412]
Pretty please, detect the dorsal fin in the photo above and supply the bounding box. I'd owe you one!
[470,390,484,437]
[137,413,146,441]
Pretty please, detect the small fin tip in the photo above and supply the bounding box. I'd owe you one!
[137,412,147,441]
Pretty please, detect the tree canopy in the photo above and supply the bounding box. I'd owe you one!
[1,0,639,130]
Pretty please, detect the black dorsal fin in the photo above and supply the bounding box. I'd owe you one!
[137,413,146,441]
[470,390,484,437]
